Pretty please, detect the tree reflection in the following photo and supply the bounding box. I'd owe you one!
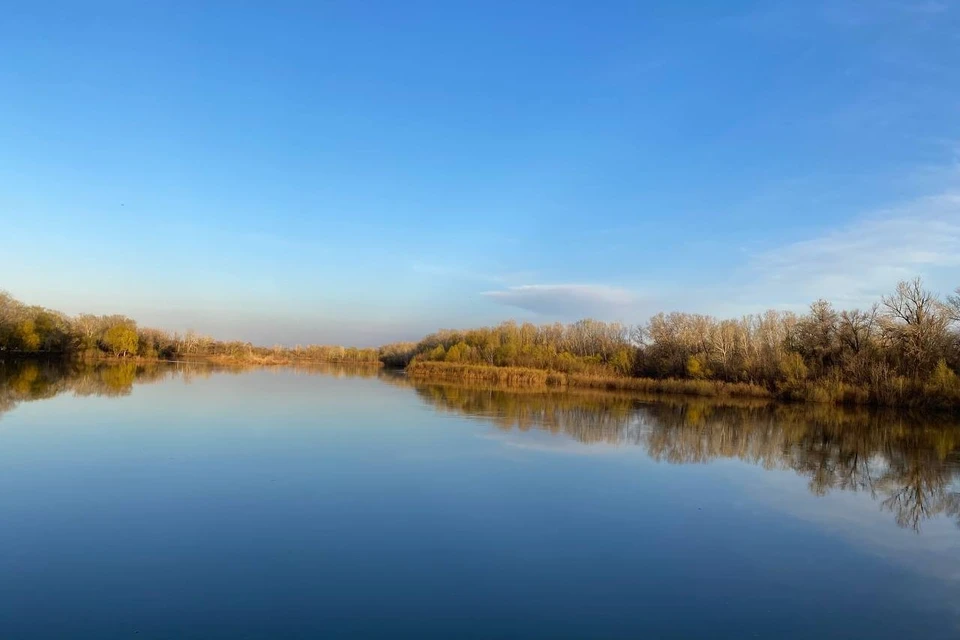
[400,378,960,532]
[0,359,384,418]
[0,359,235,414]
[3,362,957,532]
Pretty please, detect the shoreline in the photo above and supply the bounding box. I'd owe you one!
[4,353,959,411]
[0,352,385,368]
[404,361,960,410]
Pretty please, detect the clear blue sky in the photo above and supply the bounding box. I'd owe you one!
[2,1,959,345]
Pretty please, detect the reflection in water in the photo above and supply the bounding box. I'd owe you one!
[0,359,219,417]
[0,359,383,418]
[2,360,958,533]
[396,378,960,533]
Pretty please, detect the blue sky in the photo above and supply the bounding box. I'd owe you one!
[2,1,959,345]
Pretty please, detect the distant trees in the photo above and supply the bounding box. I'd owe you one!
[0,291,379,365]
[397,278,960,407]
[404,320,634,375]
[2,276,959,406]
[0,294,73,354]
[624,279,960,406]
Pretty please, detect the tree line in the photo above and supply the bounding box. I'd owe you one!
[3,277,960,406]
[0,291,378,364]
[392,278,960,407]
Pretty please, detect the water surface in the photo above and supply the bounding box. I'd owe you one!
[1,361,958,638]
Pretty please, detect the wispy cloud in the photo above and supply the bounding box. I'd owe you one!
[747,191,960,306]
[477,185,960,322]
[481,284,638,318]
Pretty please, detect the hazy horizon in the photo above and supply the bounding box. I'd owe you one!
[4,1,959,345]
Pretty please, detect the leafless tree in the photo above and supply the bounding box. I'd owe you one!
[947,287,960,324]
[881,278,951,377]
[838,305,878,355]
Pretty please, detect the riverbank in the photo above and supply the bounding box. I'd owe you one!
[404,360,960,409]
[405,361,771,399]
[2,351,386,371]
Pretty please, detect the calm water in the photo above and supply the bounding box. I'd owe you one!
[1,361,959,639]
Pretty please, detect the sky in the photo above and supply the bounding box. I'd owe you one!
[2,0,959,346]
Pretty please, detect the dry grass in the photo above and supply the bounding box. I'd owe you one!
[406,361,772,399]
[404,361,960,409]
[405,361,559,386]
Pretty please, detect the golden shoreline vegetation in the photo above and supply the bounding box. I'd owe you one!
[3,277,960,408]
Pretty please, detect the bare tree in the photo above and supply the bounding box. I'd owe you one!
[947,287,960,324]
[838,305,877,355]
[881,278,950,377]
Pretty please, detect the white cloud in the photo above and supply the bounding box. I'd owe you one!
[481,284,638,318]
[746,191,960,307]
[476,188,960,324]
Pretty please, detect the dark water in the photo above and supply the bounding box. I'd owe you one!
[1,361,959,639]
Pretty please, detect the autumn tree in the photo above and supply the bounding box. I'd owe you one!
[101,321,139,357]
[73,314,104,352]
[15,319,41,352]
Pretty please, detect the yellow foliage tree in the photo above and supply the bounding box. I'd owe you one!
[102,323,138,357]
[686,355,706,379]
[16,320,40,352]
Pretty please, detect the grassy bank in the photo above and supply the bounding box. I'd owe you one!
[404,361,960,408]
[404,361,565,387]
[405,361,772,399]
